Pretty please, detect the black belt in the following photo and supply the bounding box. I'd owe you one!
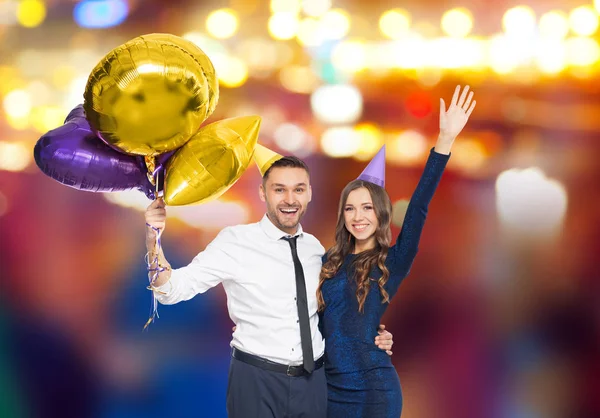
[232,347,324,377]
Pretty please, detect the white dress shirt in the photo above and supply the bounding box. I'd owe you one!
[155,214,326,365]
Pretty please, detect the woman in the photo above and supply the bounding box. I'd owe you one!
[317,85,476,417]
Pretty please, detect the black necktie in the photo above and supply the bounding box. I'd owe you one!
[282,236,315,373]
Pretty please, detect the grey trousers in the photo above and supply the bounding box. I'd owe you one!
[226,356,327,418]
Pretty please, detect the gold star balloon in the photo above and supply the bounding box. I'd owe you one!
[83,33,218,157]
[163,116,262,206]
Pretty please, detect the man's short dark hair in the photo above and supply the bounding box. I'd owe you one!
[263,156,310,183]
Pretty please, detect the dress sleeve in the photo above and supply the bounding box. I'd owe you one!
[384,148,450,295]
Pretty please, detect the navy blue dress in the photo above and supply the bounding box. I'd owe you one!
[320,149,450,417]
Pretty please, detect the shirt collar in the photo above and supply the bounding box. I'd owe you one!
[260,213,304,241]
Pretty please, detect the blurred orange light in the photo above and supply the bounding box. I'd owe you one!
[279,66,319,94]
[405,91,433,118]
[353,123,384,161]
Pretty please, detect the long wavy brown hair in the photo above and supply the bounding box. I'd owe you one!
[317,180,393,313]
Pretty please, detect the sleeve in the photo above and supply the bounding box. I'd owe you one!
[153,227,239,305]
[384,148,450,295]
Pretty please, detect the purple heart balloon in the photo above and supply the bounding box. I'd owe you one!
[34,105,171,199]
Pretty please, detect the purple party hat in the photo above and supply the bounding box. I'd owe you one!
[357,145,386,187]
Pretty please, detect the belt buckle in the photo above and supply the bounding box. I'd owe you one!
[286,365,294,376]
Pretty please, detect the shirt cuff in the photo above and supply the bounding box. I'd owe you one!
[152,277,173,296]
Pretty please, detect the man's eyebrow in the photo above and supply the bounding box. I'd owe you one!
[271,183,307,187]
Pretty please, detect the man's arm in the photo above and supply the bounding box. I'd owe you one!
[145,198,172,288]
[144,198,238,305]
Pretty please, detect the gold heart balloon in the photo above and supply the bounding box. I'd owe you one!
[163,116,261,206]
[83,33,218,157]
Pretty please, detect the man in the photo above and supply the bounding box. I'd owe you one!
[145,145,393,417]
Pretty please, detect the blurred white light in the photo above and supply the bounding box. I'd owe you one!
[274,123,315,157]
[3,89,32,118]
[104,190,149,211]
[388,35,427,69]
[64,75,88,109]
[488,34,522,74]
[104,193,251,230]
[321,127,361,157]
[535,40,567,74]
[171,201,250,230]
[379,9,411,39]
[257,105,288,138]
[441,8,473,38]
[296,17,325,46]
[302,0,331,17]
[0,142,32,172]
[566,37,600,66]
[331,41,367,73]
[539,11,569,40]
[206,9,239,39]
[320,9,351,40]
[310,84,363,125]
[569,5,599,36]
[496,167,568,237]
[503,6,536,38]
[236,38,279,74]
[429,37,487,69]
[268,12,300,40]
[212,55,249,88]
[367,43,394,71]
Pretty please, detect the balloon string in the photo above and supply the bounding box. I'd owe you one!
[143,169,165,331]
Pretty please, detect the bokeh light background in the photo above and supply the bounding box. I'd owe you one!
[1,1,599,417]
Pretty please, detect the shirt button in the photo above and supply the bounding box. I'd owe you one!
[297,320,299,323]
[294,297,296,301]
[292,348,294,351]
